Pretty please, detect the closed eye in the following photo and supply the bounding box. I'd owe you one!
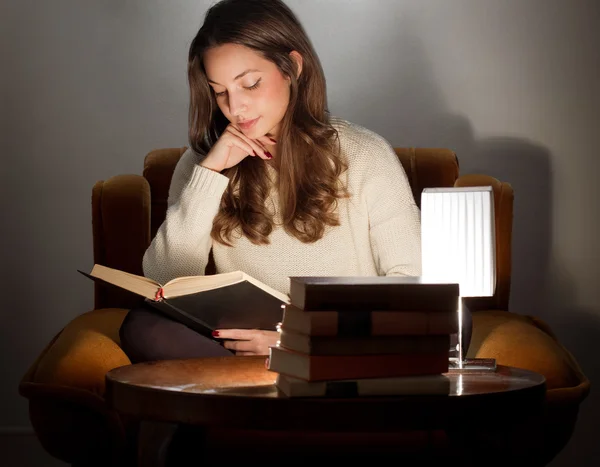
[246,78,262,91]
[214,78,262,98]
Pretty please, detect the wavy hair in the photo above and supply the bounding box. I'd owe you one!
[188,0,350,246]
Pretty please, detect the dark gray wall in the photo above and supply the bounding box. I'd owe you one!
[1,1,598,464]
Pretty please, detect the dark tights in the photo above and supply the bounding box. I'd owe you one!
[119,305,233,363]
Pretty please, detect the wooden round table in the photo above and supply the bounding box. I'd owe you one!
[106,356,546,465]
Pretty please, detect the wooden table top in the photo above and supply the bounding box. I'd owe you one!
[106,356,546,432]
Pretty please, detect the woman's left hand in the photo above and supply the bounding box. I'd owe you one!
[213,329,279,356]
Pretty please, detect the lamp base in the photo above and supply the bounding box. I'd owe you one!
[448,357,497,372]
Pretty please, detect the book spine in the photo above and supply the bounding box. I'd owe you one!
[290,283,459,312]
[281,308,458,337]
[311,354,449,381]
[269,347,449,381]
[278,330,451,356]
[276,374,451,397]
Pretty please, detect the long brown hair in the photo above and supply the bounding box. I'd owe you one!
[188,0,350,246]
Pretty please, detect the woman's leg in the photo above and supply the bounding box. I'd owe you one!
[119,305,233,363]
[119,306,233,465]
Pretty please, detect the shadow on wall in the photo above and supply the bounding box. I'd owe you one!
[344,15,552,318]
[335,17,597,464]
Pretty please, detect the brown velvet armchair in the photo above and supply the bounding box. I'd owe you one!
[19,147,590,466]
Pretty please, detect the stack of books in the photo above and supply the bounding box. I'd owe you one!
[267,276,459,397]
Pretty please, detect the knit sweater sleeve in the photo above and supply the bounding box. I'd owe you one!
[362,134,422,277]
[142,148,230,284]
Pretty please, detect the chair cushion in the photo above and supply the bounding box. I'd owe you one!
[469,310,589,402]
[32,308,131,396]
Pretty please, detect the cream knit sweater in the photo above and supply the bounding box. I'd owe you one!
[143,117,422,297]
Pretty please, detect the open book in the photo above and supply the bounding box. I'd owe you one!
[79,264,290,337]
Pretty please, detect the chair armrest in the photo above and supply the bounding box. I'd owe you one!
[92,174,151,309]
[455,174,514,311]
[21,308,131,398]
[19,308,133,465]
[469,310,590,405]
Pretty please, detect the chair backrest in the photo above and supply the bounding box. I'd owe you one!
[93,147,512,312]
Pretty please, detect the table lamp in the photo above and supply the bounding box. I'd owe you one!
[420,186,497,371]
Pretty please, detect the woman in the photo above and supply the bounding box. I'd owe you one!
[119,0,425,363]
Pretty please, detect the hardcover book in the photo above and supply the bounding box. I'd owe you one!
[268,346,449,381]
[275,373,451,397]
[288,276,459,312]
[277,328,451,355]
[79,264,288,337]
[281,304,458,337]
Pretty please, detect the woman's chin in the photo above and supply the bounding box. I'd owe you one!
[244,127,267,140]
[240,124,261,138]
[241,119,278,140]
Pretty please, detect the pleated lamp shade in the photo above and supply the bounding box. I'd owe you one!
[420,186,496,298]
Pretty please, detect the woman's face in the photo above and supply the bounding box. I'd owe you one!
[204,43,292,140]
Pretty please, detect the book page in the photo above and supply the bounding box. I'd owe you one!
[241,273,290,304]
[90,264,160,299]
[163,271,245,298]
[164,271,290,304]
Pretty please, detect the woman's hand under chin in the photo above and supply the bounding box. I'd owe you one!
[200,123,275,173]
[213,329,279,356]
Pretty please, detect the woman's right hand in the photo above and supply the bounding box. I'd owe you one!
[200,123,274,173]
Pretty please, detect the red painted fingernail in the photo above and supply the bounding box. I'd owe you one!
[265,151,272,159]
[212,330,220,337]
